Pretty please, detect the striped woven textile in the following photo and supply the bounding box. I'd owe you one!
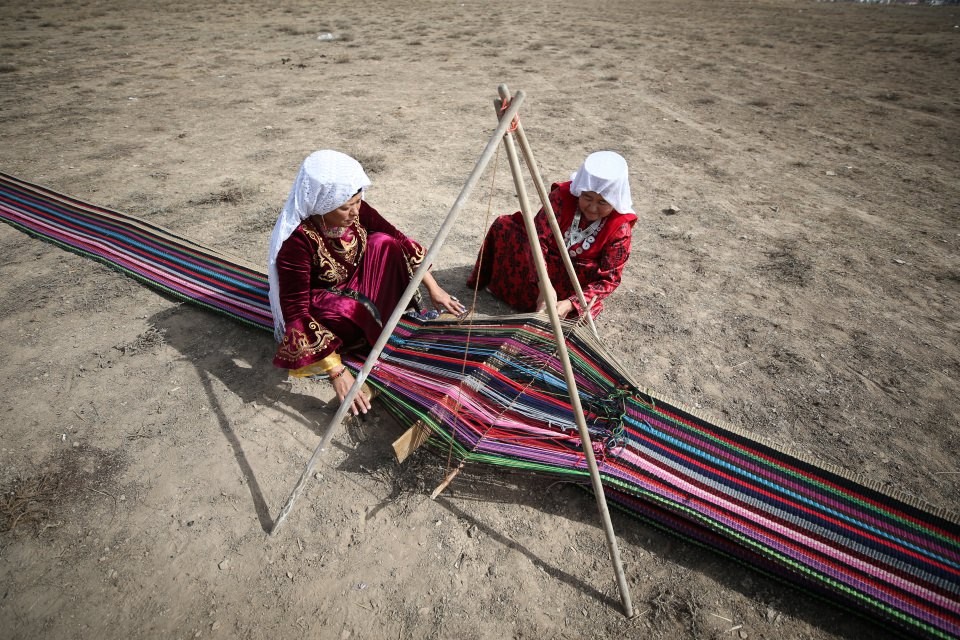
[2,172,958,638]
[0,172,272,330]
[370,317,960,639]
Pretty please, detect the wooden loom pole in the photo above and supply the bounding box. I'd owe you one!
[496,84,600,339]
[493,99,635,618]
[269,91,528,536]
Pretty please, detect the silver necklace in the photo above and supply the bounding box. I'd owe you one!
[563,210,604,256]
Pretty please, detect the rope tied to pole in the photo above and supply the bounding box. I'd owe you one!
[499,96,520,133]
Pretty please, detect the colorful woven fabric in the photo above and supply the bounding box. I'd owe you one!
[365,317,960,639]
[2,172,958,638]
[0,172,272,330]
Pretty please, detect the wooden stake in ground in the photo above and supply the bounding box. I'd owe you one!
[492,95,634,619]
[269,91,528,536]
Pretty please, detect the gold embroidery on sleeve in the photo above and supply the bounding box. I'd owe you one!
[406,242,425,269]
[276,321,335,362]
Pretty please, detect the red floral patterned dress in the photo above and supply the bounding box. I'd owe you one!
[467,181,637,317]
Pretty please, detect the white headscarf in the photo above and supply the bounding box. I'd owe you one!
[267,150,371,340]
[568,150,633,214]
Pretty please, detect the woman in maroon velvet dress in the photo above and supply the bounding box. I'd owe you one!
[268,150,464,416]
[467,151,637,319]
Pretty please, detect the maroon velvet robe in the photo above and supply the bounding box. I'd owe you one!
[272,201,424,373]
[467,181,637,317]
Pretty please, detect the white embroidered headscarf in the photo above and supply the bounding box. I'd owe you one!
[267,150,371,341]
[568,150,634,214]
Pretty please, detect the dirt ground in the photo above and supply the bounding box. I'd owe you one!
[1,0,958,638]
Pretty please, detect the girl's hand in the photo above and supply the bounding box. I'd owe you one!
[331,368,371,416]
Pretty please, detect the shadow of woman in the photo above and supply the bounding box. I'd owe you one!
[147,304,338,533]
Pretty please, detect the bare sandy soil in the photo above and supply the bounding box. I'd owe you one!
[1,1,958,638]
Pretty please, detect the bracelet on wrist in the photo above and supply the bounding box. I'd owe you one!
[329,366,347,381]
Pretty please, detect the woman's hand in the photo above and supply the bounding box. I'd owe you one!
[429,288,466,316]
[422,272,467,316]
[331,367,371,416]
[536,292,573,319]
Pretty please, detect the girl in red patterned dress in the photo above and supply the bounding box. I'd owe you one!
[268,150,465,416]
[467,151,636,319]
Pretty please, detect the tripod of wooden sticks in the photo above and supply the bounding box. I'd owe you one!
[270,84,634,618]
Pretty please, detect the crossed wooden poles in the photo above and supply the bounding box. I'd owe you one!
[270,85,634,617]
